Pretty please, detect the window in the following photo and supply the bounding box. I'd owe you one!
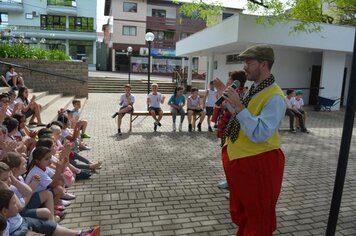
[226,54,242,64]
[123,26,136,36]
[41,15,66,30]
[25,13,33,19]
[123,2,137,13]
[47,0,76,7]
[0,13,8,26]
[69,17,94,32]
[180,32,191,40]
[152,9,166,18]
[152,30,174,40]
[222,12,234,20]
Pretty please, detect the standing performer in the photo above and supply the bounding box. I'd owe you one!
[219,44,286,235]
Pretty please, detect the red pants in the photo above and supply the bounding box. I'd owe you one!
[222,147,285,236]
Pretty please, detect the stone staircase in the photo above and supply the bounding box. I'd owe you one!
[88,77,177,94]
[1,87,86,124]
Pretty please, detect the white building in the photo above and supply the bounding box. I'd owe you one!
[176,14,355,110]
[0,0,97,70]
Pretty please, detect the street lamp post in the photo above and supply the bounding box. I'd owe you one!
[145,32,155,99]
[127,46,132,84]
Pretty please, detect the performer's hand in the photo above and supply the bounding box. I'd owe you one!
[223,87,244,113]
[213,78,226,96]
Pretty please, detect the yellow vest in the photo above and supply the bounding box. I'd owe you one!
[225,84,285,161]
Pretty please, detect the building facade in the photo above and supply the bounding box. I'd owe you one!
[176,14,355,109]
[0,0,97,69]
[104,0,221,75]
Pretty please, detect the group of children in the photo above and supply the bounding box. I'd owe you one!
[112,83,221,134]
[0,90,101,236]
[285,89,309,133]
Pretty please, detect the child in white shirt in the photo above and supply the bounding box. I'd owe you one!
[112,84,135,135]
[147,84,165,132]
[203,81,217,132]
[187,88,206,132]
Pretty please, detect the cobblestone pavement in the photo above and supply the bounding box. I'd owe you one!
[60,93,356,236]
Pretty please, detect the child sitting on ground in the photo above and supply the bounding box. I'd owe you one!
[25,145,69,207]
[0,188,100,236]
[187,88,206,132]
[112,84,135,135]
[69,99,90,139]
[57,113,91,151]
[147,84,165,132]
[50,124,100,174]
[1,154,59,222]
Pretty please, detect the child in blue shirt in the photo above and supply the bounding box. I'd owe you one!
[168,86,185,132]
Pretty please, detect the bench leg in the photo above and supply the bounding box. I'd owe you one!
[192,114,196,131]
[129,114,133,132]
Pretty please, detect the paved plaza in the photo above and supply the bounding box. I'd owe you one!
[60,92,356,236]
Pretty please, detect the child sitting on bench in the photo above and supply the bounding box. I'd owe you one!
[147,84,165,132]
[112,84,135,135]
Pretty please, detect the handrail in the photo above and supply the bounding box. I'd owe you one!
[0,60,86,84]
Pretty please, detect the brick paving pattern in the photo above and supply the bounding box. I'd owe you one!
[60,93,356,236]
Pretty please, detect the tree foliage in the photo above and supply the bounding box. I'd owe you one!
[177,0,356,33]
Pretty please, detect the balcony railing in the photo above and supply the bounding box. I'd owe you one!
[1,25,95,33]
[0,0,23,13]
[151,39,175,49]
[0,0,22,3]
[146,16,177,30]
[47,0,76,7]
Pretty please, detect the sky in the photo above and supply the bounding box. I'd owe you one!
[96,0,245,32]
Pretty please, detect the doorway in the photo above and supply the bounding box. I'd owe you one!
[115,53,129,72]
[309,65,321,105]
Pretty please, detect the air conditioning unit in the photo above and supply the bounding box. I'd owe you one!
[32,11,39,17]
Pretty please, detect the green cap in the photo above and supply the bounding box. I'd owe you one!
[238,44,274,62]
[296,90,302,95]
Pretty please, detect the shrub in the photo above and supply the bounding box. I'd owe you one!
[0,43,70,61]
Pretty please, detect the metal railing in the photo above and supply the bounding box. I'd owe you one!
[47,0,76,7]
[0,25,95,32]
[0,60,85,84]
[0,0,22,3]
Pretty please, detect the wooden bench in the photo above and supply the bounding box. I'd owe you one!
[129,111,200,131]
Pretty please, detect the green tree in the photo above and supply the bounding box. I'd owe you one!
[177,0,356,32]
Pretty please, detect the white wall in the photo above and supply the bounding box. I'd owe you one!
[319,51,347,110]
[212,48,323,104]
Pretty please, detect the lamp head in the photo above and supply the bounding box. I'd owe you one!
[145,32,154,42]
[127,46,133,53]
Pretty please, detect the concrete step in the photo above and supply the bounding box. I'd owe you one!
[32,91,48,101]
[36,94,62,111]
[0,87,11,93]
[40,96,75,124]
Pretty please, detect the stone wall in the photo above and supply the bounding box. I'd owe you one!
[0,58,88,98]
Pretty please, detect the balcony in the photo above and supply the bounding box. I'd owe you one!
[0,0,24,13]
[151,39,175,49]
[47,0,77,16]
[176,17,206,33]
[1,25,96,41]
[146,16,177,31]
